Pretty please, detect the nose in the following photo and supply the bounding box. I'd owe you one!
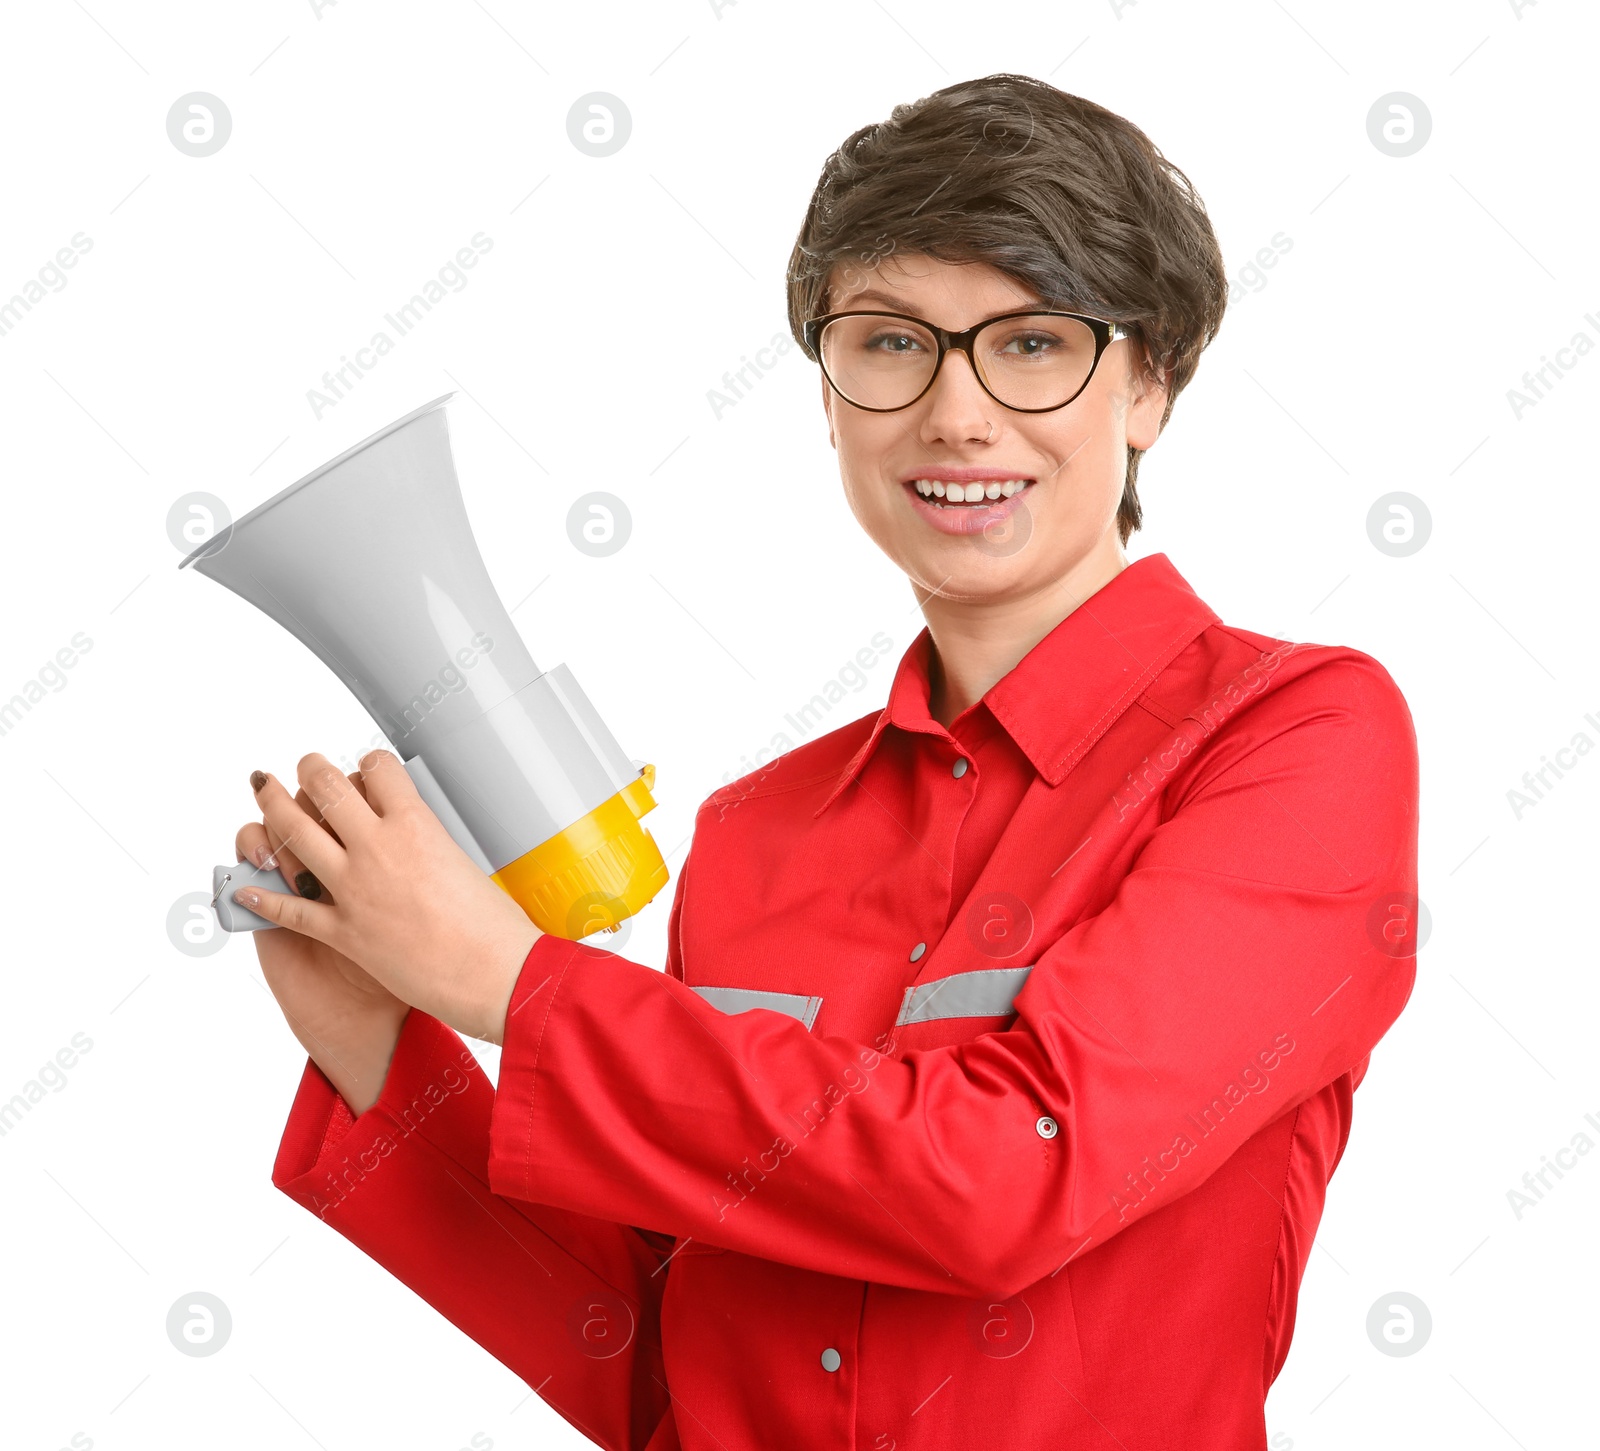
[918,346,997,446]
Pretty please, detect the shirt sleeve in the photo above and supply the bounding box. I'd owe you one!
[271,1004,672,1451]
[485,652,1419,1300]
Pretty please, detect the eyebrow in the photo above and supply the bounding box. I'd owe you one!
[837,288,916,311]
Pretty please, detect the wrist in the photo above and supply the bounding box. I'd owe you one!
[315,1002,408,1118]
[456,921,542,1045]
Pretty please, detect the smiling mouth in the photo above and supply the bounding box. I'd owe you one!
[904,477,1034,508]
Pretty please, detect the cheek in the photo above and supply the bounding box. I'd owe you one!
[834,416,902,499]
[1027,408,1114,490]
[1023,417,1129,534]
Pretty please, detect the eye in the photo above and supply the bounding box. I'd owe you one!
[864,328,929,354]
[994,329,1064,356]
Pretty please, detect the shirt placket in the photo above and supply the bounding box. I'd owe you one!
[894,718,986,1024]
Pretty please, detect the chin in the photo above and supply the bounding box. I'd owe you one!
[896,541,1042,598]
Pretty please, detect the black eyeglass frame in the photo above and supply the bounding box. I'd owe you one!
[802,308,1132,415]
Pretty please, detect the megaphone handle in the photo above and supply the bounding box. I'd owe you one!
[207,755,498,934]
[210,860,286,933]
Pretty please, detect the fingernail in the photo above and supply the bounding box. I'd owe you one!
[233,887,260,908]
[251,843,273,868]
[250,770,268,792]
[294,870,323,901]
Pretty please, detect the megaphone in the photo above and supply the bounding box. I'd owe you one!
[182,392,668,940]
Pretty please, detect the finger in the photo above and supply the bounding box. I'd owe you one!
[260,775,366,899]
[353,747,419,817]
[235,819,274,869]
[293,782,356,903]
[297,752,378,849]
[252,768,346,886]
[233,877,339,945]
[294,765,371,845]
[244,768,367,899]
[295,785,344,847]
[262,813,327,902]
[236,821,325,897]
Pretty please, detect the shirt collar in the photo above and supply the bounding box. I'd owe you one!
[812,553,1220,817]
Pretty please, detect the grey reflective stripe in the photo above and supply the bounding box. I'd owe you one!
[691,985,822,1030]
[896,966,1034,1025]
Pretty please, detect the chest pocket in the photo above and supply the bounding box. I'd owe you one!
[689,985,822,1029]
[895,965,1034,1024]
[689,969,1036,1034]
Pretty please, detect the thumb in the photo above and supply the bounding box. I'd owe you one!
[234,875,338,944]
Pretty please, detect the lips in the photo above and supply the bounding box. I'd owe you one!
[900,476,1035,537]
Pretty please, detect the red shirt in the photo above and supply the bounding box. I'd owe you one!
[272,553,1419,1450]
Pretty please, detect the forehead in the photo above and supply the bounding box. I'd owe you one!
[826,252,1044,319]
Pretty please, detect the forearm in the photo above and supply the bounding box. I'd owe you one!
[487,936,1403,1299]
[279,998,407,1117]
[271,920,538,1111]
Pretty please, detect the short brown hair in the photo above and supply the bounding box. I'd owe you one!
[785,74,1227,543]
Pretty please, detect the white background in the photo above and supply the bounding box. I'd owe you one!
[1,1,1595,1447]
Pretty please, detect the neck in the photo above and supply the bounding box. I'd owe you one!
[920,536,1128,728]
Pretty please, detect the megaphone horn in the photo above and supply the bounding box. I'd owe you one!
[183,392,668,940]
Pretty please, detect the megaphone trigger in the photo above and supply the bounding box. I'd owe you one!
[211,860,288,933]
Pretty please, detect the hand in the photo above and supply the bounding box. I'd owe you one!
[237,785,409,1116]
[234,749,541,1044]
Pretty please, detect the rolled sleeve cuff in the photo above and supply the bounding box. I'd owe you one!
[487,932,618,1206]
[272,1007,487,1217]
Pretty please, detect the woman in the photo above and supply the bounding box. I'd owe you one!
[237,75,1418,1450]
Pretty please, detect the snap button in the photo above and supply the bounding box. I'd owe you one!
[952,756,969,778]
[909,941,926,962]
[1035,1115,1059,1139]
[820,1346,842,1372]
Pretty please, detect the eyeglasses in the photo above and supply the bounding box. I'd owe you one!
[802,308,1130,414]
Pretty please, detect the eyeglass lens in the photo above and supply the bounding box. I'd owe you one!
[818,313,1103,411]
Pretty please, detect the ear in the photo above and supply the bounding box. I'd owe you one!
[820,371,838,450]
[1125,342,1170,453]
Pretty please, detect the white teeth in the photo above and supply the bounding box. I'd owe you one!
[909,478,1031,505]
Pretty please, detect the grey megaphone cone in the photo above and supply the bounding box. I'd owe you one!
[180,393,543,742]
[183,393,646,886]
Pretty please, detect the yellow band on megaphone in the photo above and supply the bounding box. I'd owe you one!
[491,764,669,938]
